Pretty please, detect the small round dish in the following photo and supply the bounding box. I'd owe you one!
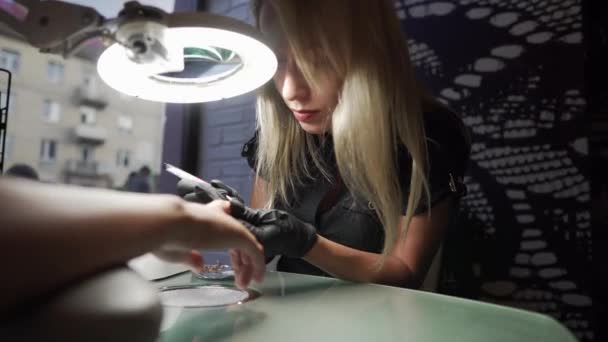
[159,284,260,308]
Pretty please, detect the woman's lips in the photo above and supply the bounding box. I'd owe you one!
[292,110,320,122]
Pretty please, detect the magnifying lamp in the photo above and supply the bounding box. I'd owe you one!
[0,0,277,103]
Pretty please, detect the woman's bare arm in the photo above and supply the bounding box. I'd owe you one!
[304,199,452,288]
[250,176,269,209]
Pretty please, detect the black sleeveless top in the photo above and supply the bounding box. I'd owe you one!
[242,108,470,277]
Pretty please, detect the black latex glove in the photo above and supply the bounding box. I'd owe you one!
[177,179,244,204]
[230,201,318,258]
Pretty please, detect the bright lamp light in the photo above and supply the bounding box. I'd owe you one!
[97,12,277,103]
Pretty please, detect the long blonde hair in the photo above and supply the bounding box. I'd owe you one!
[252,0,430,255]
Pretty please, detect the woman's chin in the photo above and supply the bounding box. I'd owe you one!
[298,122,331,135]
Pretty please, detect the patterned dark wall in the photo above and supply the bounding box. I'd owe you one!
[396,0,592,340]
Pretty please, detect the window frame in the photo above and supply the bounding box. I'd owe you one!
[0,48,20,74]
[116,149,131,168]
[80,105,97,125]
[47,60,65,83]
[40,138,57,163]
[42,99,61,123]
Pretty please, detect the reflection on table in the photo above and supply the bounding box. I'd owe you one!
[157,271,577,342]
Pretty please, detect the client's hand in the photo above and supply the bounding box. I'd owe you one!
[230,201,318,258]
[154,200,264,289]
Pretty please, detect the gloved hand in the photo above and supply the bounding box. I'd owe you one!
[229,201,318,258]
[177,179,244,204]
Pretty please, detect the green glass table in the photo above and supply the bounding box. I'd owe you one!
[157,271,577,342]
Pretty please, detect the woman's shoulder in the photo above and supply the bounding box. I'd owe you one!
[422,105,471,171]
[396,105,471,212]
[397,104,470,167]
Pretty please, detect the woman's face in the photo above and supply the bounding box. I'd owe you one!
[259,3,342,135]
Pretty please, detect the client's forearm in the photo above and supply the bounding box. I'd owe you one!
[0,179,184,313]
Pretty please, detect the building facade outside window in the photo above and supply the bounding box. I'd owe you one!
[1,1,169,188]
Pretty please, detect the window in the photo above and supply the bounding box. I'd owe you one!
[80,106,96,125]
[42,99,61,123]
[83,74,97,93]
[117,115,133,133]
[0,49,20,73]
[2,2,169,189]
[47,61,64,83]
[40,139,57,162]
[116,149,130,168]
[81,145,94,162]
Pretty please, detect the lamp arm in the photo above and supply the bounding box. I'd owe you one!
[0,1,169,59]
[0,0,105,57]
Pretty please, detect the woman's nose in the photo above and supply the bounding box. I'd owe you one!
[278,59,310,102]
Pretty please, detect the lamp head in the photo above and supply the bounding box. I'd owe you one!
[98,11,277,103]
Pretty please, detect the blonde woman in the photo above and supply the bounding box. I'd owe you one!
[183,0,469,288]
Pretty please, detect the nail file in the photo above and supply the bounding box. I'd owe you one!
[164,163,233,201]
[164,163,210,186]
